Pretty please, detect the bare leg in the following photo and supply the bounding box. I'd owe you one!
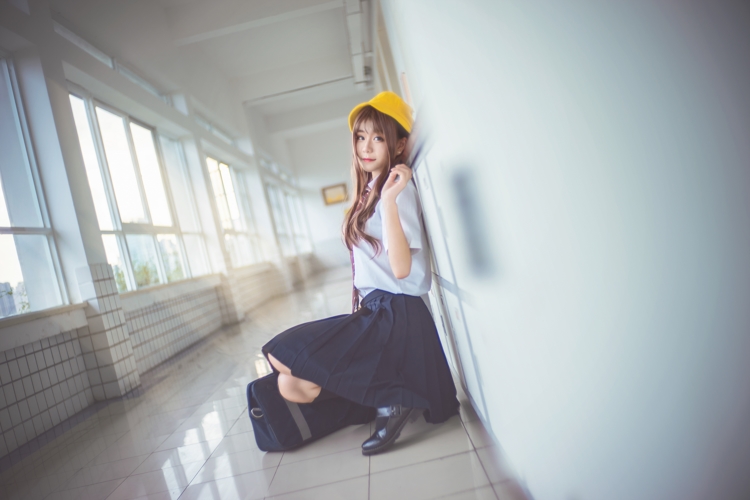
[267,353,322,403]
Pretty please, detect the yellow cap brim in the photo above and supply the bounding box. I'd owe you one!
[348,91,413,134]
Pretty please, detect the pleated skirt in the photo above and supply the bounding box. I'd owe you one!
[262,290,460,424]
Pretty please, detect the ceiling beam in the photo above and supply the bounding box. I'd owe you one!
[174,0,343,46]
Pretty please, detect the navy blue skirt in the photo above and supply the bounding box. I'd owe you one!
[262,290,460,424]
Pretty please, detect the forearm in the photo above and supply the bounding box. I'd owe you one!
[382,200,412,279]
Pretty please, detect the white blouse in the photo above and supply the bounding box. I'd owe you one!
[353,180,431,298]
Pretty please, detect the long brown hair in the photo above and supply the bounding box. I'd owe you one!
[343,105,409,252]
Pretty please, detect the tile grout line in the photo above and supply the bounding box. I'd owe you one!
[264,473,371,499]
[266,450,284,498]
[461,419,500,499]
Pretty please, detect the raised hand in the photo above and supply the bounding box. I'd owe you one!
[381,164,412,204]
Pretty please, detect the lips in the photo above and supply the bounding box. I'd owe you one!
[362,158,375,162]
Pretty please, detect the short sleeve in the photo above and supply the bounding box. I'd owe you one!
[381,182,424,253]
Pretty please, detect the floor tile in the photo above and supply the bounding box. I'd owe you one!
[178,468,275,500]
[267,447,369,496]
[493,479,530,500]
[476,445,515,484]
[208,431,259,457]
[132,440,223,475]
[278,423,371,465]
[265,476,369,500]
[106,462,203,500]
[155,424,230,452]
[190,446,281,484]
[438,485,499,499]
[369,415,473,473]
[88,434,170,465]
[462,419,496,449]
[44,477,125,500]
[369,451,490,500]
[62,453,148,489]
[226,416,253,435]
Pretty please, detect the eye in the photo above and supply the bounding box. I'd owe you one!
[374,136,384,142]
[356,135,365,140]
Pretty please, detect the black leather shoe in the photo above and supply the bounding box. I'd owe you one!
[361,405,422,456]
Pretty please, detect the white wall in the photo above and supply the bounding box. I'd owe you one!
[286,123,353,268]
[381,1,750,499]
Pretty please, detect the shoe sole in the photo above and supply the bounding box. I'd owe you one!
[361,409,421,456]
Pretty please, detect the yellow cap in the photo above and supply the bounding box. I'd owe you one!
[348,91,413,134]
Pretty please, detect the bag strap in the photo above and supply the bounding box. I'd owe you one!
[283,399,312,441]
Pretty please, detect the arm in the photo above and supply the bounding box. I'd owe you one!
[380,164,415,279]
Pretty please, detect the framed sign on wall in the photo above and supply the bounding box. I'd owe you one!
[321,183,348,205]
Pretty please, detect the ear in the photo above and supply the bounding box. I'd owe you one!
[395,137,408,156]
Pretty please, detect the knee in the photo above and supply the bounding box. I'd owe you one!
[278,374,307,403]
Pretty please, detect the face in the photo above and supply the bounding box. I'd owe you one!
[355,120,406,178]
[355,120,390,177]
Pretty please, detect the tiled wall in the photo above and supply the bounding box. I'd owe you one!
[0,330,93,457]
[126,288,223,373]
[0,259,307,459]
[227,262,292,314]
[77,263,140,401]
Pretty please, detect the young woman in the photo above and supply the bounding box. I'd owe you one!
[262,91,459,455]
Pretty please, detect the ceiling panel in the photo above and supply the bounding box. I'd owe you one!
[193,7,349,77]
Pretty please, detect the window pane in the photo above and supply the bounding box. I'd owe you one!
[69,95,113,230]
[96,106,147,224]
[235,171,257,234]
[156,234,185,282]
[219,163,241,229]
[0,60,42,228]
[0,234,61,316]
[0,234,25,317]
[207,157,232,230]
[161,137,200,232]
[130,123,172,227]
[225,233,254,268]
[125,234,161,287]
[286,193,302,236]
[102,234,129,292]
[183,234,210,276]
[0,173,10,227]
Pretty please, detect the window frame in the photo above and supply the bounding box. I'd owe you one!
[69,83,207,290]
[264,180,311,258]
[0,57,68,315]
[205,156,262,268]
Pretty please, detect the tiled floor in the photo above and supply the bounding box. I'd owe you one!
[0,268,525,499]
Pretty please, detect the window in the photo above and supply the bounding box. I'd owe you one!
[265,183,311,257]
[206,157,261,268]
[288,192,312,254]
[1,59,63,318]
[70,90,210,290]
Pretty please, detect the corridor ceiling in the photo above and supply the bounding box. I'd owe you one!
[50,0,373,138]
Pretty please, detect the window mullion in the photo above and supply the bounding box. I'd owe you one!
[124,116,153,226]
[116,231,137,291]
[152,132,180,233]
[7,61,49,230]
[152,234,169,285]
[88,97,123,231]
[175,233,192,278]
[0,227,51,235]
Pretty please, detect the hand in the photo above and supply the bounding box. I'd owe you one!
[381,164,412,204]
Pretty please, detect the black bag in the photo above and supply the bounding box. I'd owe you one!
[247,373,375,452]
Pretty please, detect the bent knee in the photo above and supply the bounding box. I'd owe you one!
[277,374,307,403]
